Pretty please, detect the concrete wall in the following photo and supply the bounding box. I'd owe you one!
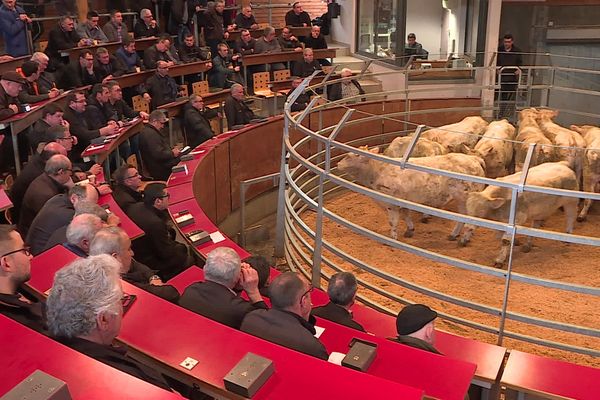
[331,0,357,51]
[406,0,444,57]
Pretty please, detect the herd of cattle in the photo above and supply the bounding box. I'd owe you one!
[337,109,600,267]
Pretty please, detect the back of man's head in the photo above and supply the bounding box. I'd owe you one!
[45,154,70,176]
[0,225,18,262]
[269,271,305,310]
[41,142,67,161]
[205,247,241,288]
[242,255,270,290]
[66,214,103,250]
[395,304,437,343]
[327,272,357,307]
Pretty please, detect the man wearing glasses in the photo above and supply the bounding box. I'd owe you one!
[139,110,181,181]
[241,271,329,360]
[128,183,195,280]
[112,164,143,213]
[0,225,44,332]
[142,60,183,110]
[18,155,73,236]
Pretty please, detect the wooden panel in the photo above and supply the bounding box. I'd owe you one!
[229,118,285,210]
[382,100,408,135]
[213,141,232,224]
[193,151,217,222]
[253,1,327,27]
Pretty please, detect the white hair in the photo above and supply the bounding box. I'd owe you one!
[90,227,127,256]
[46,255,123,338]
[66,214,102,247]
[204,247,241,287]
[31,52,49,63]
[140,8,151,18]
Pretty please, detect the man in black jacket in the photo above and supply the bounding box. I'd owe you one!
[56,50,100,90]
[105,80,149,121]
[292,47,322,78]
[179,247,268,328]
[183,94,218,148]
[143,35,175,69]
[128,183,194,280]
[303,25,330,66]
[134,8,160,38]
[389,304,441,354]
[85,84,112,130]
[142,61,182,110]
[285,76,310,112]
[45,16,86,70]
[111,164,143,213]
[224,83,256,128]
[17,60,61,104]
[241,271,329,360]
[178,32,211,63]
[94,47,126,83]
[285,2,311,27]
[0,225,45,333]
[312,272,365,332]
[138,110,180,181]
[278,26,303,51]
[90,227,180,303]
[234,6,258,30]
[0,72,24,172]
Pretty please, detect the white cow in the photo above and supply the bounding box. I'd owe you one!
[570,124,600,221]
[420,116,488,153]
[384,136,448,158]
[514,108,554,172]
[459,161,579,267]
[337,146,486,240]
[473,119,516,178]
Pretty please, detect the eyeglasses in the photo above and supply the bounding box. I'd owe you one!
[158,193,170,199]
[58,136,75,142]
[301,285,313,301]
[125,173,141,179]
[1,246,31,258]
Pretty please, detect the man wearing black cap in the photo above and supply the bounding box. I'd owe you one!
[390,303,440,354]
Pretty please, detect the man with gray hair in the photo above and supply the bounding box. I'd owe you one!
[63,214,104,257]
[179,247,267,329]
[19,154,73,236]
[134,8,160,38]
[241,271,328,359]
[312,271,365,332]
[30,52,55,93]
[90,227,180,303]
[46,255,171,390]
[224,83,257,128]
[254,26,285,71]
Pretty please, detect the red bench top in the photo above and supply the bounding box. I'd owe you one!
[0,315,183,399]
[26,245,79,297]
[501,350,600,399]
[98,193,144,239]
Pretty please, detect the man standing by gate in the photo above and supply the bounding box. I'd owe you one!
[497,33,523,120]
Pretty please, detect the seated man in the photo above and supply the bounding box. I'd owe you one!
[405,33,428,59]
[111,164,143,213]
[390,303,440,354]
[183,94,218,148]
[115,37,144,74]
[285,76,310,112]
[312,272,365,331]
[56,49,100,90]
[138,110,180,181]
[234,29,257,56]
[134,8,160,38]
[179,247,267,328]
[328,68,365,102]
[94,47,126,83]
[27,103,66,153]
[142,61,183,110]
[30,52,55,94]
[208,43,242,89]
[17,60,61,104]
[178,32,211,63]
[143,34,175,70]
[90,227,180,303]
[45,16,86,70]
[46,255,172,390]
[224,84,257,128]
[278,26,303,51]
[241,271,328,359]
[103,10,129,43]
[254,26,285,71]
[62,213,104,257]
[234,6,258,30]
[291,48,322,78]
[105,80,149,121]
[303,25,330,66]
[76,10,109,44]
[19,154,72,236]
[85,84,112,130]
[0,225,44,332]
[8,142,66,226]
[285,2,312,27]
[128,183,195,280]
[0,71,24,172]
[27,184,98,256]
[243,255,271,296]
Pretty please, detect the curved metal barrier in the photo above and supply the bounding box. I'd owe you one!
[277,60,600,358]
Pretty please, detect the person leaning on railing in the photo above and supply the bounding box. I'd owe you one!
[0,0,32,57]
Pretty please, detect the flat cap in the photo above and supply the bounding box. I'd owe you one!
[396,304,438,335]
[1,71,26,85]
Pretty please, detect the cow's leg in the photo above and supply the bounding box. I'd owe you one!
[577,173,597,222]
[449,197,467,241]
[401,209,415,238]
[386,207,400,240]
[420,214,431,223]
[522,220,542,253]
[458,224,474,246]
[564,199,578,234]
[494,235,511,268]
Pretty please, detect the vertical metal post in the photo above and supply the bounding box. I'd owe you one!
[311,172,325,289]
[11,128,21,175]
[544,66,556,108]
[274,115,290,258]
[193,14,199,46]
[239,183,247,247]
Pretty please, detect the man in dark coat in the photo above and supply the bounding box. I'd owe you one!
[285,2,311,27]
[224,83,256,128]
[292,47,322,78]
[138,110,180,181]
[84,84,112,131]
[178,32,211,63]
[128,183,194,280]
[179,247,268,328]
[142,61,182,110]
[389,304,441,354]
[234,6,258,30]
[278,26,303,51]
[111,164,143,213]
[496,33,523,119]
[55,50,100,90]
[45,16,86,70]
[134,8,160,38]
[0,226,45,333]
[285,76,310,112]
[208,43,242,89]
[241,271,329,360]
[0,71,24,173]
[303,25,330,66]
[17,60,62,104]
[94,47,126,83]
[26,103,65,153]
[105,80,148,121]
[143,35,174,69]
[26,184,98,255]
[90,227,180,303]
[312,272,365,332]
[183,94,218,148]
[19,154,72,237]
[0,0,31,57]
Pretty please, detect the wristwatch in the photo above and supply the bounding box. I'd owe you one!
[149,275,161,283]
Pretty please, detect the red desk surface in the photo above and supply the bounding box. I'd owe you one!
[167,183,195,205]
[169,199,250,259]
[167,266,205,294]
[0,188,12,211]
[119,281,424,400]
[167,158,201,186]
[98,193,144,239]
[501,350,600,399]
[0,316,183,400]
[26,245,79,296]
